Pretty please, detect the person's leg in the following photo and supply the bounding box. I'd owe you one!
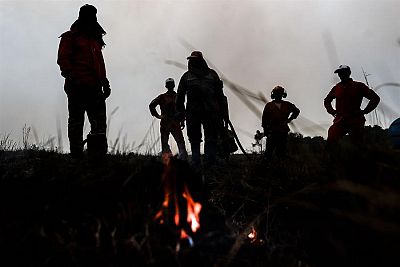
[203,119,218,166]
[348,120,365,148]
[67,95,85,159]
[264,134,277,162]
[275,133,288,159]
[326,122,346,150]
[171,121,188,160]
[186,116,202,166]
[86,90,107,157]
[160,121,172,154]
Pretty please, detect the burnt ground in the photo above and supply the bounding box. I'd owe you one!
[1,127,400,267]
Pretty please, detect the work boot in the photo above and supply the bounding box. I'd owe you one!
[69,140,84,163]
[87,132,107,164]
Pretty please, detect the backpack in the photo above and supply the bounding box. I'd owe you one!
[217,127,238,159]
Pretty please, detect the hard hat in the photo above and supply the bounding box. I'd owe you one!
[187,51,204,60]
[165,78,174,84]
[334,65,351,74]
[165,78,175,87]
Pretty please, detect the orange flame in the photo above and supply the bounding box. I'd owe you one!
[154,152,202,245]
[183,186,202,233]
[248,227,257,242]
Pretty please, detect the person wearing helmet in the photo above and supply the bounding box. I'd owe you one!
[57,4,111,160]
[149,78,188,160]
[176,51,229,167]
[262,86,300,161]
[324,65,380,147]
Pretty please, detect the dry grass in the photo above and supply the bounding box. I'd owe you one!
[0,126,399,266]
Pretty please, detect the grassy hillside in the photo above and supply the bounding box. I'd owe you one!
[1,126,400,267]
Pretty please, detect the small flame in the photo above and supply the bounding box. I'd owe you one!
[183,186,202,233]
[154,152,202,247]
[248,227,257,242]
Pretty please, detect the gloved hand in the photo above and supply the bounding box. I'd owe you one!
[61,71,70,79]
[223,118,229,128]
[103,86,111,99]
[102,79,111,99]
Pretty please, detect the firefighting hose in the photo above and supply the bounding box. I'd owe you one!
[227,119,249,158]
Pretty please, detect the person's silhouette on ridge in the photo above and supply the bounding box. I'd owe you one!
[262,86,300,161]
[57,4,111,160]
[149,78,188,160]
[176,51,229,167]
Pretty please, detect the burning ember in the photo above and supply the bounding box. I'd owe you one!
[247,226,265,245]
[247,226,257,242]
[154,153,202,249]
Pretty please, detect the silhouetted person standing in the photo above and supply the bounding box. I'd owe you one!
[176,51,229,166]
[149,78,188,160]
[324,65,380,147]
[262,86,300,161]
[57,4,111,160]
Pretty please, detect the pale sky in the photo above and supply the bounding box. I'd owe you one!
[1,0,399,153]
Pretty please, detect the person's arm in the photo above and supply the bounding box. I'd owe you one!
[57,33,74,79]
[288,103,300,122]
[97,50,111,99]
[324,87,336,116]
[213,76,229,126]
[221,95,229,127]
[149,96,162,119]
[102,77,111,99]
[262,104,270,134]
[362,85,380,115]
[175,74,187,121]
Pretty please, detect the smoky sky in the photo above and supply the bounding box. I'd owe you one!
[1,0,399,153]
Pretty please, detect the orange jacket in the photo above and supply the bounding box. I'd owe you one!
[149,91,179,121]
[57,30,107,87]
[262,100,300,134]
[324,79,380,123]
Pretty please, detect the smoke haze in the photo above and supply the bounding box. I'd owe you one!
[1,0,399,153]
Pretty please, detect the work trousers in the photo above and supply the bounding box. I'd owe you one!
[160,119,188,160]
[327,115,365,146]
[186,114,221,165]
[66,85,106,157]
[264,132,288,161]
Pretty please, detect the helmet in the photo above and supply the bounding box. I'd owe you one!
[334,65,351,74]
[165,78,175,87]
[187,51,204,60]
[271,86,287,99]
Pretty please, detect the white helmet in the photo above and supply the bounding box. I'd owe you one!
[165,78,174,84]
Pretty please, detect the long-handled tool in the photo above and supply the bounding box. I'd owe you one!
[227,119,249,158]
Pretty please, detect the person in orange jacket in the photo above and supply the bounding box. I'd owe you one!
[149,78,188,160]
[57,4,111,160]
[324,65,380,146]
[262,86,300,161]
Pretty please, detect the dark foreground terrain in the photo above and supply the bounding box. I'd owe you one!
[1,127,400,267]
